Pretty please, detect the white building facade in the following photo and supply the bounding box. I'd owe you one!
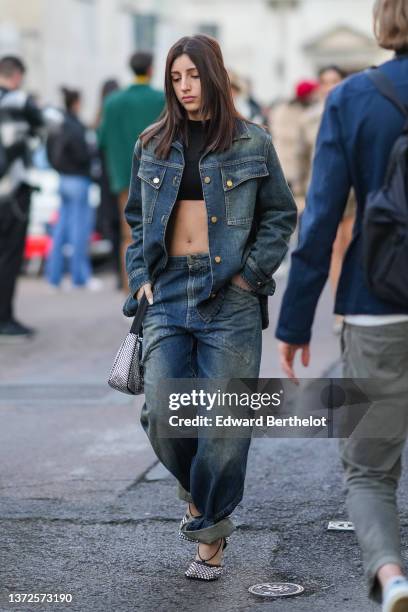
[0,0,390,120]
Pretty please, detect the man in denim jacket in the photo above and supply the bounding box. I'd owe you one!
[276,2,408,609]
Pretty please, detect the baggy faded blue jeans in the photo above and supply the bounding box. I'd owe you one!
[140,253,262,543]
[46,175,92,287]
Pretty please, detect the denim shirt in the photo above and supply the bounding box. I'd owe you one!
[123,118,297,329]
[276,55,408,345]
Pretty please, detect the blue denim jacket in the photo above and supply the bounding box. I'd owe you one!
[124,118,297,329]
[276,55,408,345]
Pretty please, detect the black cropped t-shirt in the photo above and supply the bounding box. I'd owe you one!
[178,119,209,200]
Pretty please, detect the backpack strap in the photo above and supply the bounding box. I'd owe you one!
[367,68,408,120]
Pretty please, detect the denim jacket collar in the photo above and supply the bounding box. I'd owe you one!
[232,118,251,141]
[169,118,251,153]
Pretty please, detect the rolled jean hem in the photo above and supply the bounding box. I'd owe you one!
[367,554,405,603]
[181,517,235,544]
[178,483,193,503]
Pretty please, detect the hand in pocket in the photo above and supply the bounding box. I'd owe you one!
[137,282,153,305]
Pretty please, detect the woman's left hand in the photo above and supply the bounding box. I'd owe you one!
[231,273,253,292]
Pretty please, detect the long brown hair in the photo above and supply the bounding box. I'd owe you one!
[141,34,245,159]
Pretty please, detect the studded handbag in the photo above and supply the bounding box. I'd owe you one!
[108,294,149,395]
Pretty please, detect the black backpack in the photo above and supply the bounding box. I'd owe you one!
[0,91,12,179]
[46,121,67,172]
[363,68,408,307]
[0,141,8,179]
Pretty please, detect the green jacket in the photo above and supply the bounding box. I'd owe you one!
[98,83,165,194]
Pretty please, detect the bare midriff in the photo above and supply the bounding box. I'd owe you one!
[166,199,210,255]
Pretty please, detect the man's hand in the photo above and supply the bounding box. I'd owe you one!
[278,341,310,384]
[231,273,253,292]
[136,282,153,305]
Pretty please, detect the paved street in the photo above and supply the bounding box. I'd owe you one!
[1,270,405,611]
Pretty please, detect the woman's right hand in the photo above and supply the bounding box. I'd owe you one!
[136,282,153,305]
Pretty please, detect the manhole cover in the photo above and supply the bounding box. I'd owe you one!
[327,520,354,531]
[248,583,304,598]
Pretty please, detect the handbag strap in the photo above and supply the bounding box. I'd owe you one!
[367,68,408,120]
[130,293,149,335]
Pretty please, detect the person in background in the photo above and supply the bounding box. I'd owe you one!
[94,79,121,288]
[228,70,265,124]
[276,1,408,610]
[98,51,165,291]
[45,87,98,291]
[297,66,346,193]
[297,65,356,334]
[0,56,45,341]
[244,76,269,126]
[268,79,319,212]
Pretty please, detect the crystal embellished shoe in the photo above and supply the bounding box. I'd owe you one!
[185,539,227,581]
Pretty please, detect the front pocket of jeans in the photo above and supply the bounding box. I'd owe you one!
[228,282,259,300]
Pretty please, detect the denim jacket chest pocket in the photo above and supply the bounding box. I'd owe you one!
[220,159,269,226]
[137,160,167,223]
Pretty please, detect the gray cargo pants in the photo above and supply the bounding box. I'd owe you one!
[340,320,408,603]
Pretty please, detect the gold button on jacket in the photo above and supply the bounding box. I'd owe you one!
[226,179,233,188]
[211,216,218,223]
[204,176,211,184]
[214,256,222,263]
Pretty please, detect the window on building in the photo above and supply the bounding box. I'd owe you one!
[75,0,97,52]
[197,23,219,39]
[133,13,157,51]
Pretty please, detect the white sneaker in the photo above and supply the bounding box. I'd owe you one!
[60,278,103,292]
[86,277,104,292]
[383,577,408,612]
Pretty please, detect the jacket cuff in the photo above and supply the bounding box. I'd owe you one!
[241,256,271,291]
[128,268,151,297]
[275,324,311,345]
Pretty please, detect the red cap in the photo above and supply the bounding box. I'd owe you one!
[296,80,319,100]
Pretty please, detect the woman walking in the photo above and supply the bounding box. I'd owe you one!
[124,34,297,579]
[46,88,94,289]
